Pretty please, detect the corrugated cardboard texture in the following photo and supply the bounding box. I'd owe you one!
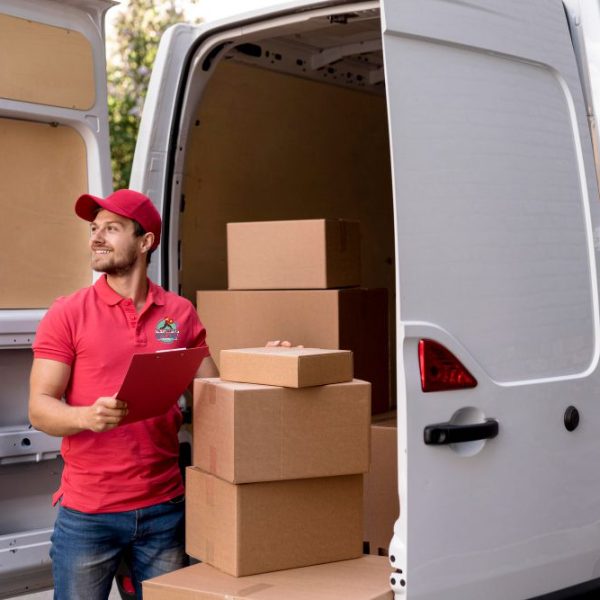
[196,289,390,412]
[325,219,362,288]
[186,469,363,576]
[143,555,394,600]
[0,14,95,109]
[220,347,353,388]
[0,118,90,308]
[364,418,399,556]
[193,378,371,482]
[227,219,361,289]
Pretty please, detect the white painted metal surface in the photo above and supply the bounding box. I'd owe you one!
[129,22,209,286]
[383,0,600,598]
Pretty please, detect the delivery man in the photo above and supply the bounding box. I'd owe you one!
[28,189,219,599]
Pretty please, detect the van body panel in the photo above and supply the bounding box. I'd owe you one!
[383,0,600,598]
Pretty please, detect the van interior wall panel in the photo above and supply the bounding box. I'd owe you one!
[0,350,33,427]
[0,13,95,109]
[0,459,61,534]
[181,61,396,406]
[0,118,90,309]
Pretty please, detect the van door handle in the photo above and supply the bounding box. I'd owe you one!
[423,418,499,445]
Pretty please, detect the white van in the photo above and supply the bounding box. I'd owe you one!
[2,0,600,598]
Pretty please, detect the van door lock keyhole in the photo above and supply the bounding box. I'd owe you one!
[564,406,579,432]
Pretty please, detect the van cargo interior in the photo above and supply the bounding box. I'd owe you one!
[176,6,397,409]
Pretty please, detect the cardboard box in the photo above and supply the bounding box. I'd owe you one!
[193,378,371,483]
[186,468,363,576]
[364,417,399,556]
[227,219,361,289]
[220,347,353,388]
[143,555,394,600]
[196,288,389,412]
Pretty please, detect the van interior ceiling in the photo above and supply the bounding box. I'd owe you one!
[176,6,396,404]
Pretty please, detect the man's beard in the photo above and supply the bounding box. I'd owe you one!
[92,248,138,276]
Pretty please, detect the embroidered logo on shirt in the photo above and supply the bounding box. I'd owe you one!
[155,317,180,343]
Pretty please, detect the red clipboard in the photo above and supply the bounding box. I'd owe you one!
[117,346,210,425]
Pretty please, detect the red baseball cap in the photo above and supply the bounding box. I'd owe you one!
[75,189,162,250]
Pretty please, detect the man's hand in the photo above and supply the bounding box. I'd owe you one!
[79,396,128,433]
[266,340,304,348]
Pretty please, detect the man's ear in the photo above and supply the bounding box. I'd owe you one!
[141,232,154,254]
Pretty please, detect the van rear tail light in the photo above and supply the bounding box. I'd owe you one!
[418,339,477,392]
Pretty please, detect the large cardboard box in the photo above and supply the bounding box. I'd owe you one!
[364,417,399,556]
[227,219,361,290]
[220,347,353,388]
[196,288,389,412]
[186,468,363,576]
[143,555,394,600]
[193,378,371,483]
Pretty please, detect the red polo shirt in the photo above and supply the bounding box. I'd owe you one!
[33,275,209,513]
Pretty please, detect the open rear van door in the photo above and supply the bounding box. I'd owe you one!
[383,0,600,598]
[0,0,112,595]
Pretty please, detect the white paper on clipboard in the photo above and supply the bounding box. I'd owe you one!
[117,346,210,425]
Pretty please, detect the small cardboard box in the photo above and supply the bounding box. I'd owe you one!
[143,555,394,600]
[186,468,363,576]
[193,378,371,483]
[227,219,361,289]
[220,347,353,388]
[364,417,399,556]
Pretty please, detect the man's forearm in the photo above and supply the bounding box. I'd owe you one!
[29,394,88,437]
[30,394,128,436]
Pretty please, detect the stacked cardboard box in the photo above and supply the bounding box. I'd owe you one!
[143,555,394,599]
[227,219,362,290]
[193,375,369,481]
[186,347,371,577]
[196,219,391,413]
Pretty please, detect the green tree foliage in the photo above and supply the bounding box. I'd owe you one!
[107,1,196,190]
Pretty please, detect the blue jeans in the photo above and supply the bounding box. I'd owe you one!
[50,496,187,599]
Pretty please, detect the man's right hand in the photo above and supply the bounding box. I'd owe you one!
[80,396,128,432]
